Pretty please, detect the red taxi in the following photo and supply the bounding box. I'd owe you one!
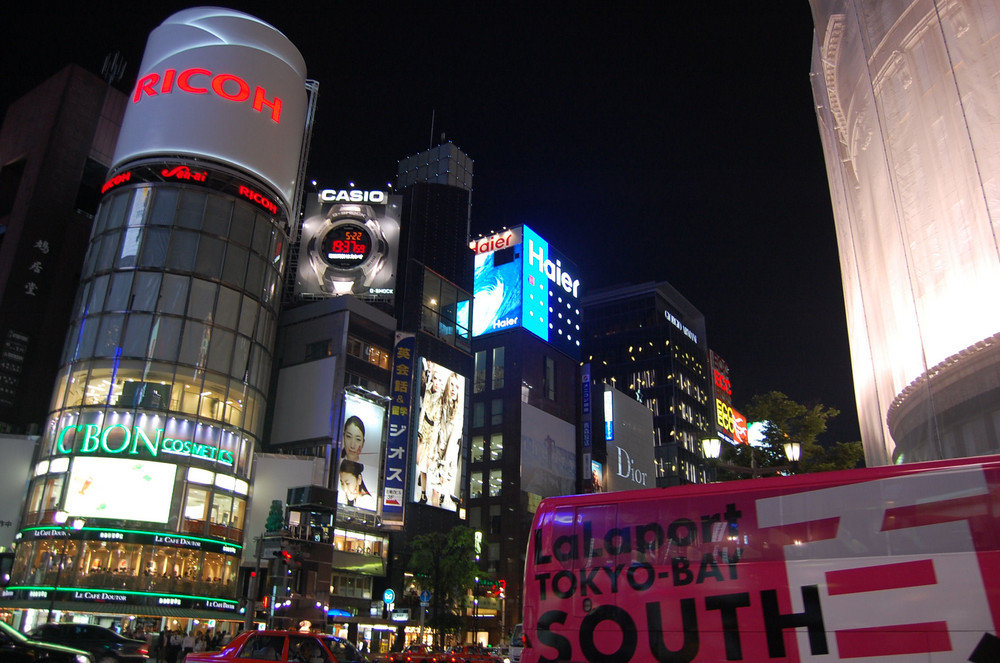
[184,631,367,663]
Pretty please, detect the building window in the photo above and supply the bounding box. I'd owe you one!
[488,469,503,497]
[489,433,503,461]
[304,339,332,361]
[474,351,487,393]
[470,472,484,499]
[473,402,485,428]
[544,357,556,400]
[471,436,485,463]
[346,335,390,370]
[492,346,505,389]
[491,398,503,426]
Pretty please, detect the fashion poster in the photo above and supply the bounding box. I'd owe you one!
[337,392,386,512]
[411,358,466,512]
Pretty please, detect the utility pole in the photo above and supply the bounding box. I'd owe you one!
[242,534,263,631]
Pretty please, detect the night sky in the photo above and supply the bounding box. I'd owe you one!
[3,3,860,444]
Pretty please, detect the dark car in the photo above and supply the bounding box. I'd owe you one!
[0,621,94,663]
[27,624,148,663]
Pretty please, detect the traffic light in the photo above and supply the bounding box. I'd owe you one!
[273,549,293,562]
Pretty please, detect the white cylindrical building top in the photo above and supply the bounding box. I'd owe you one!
[112,7,308,212]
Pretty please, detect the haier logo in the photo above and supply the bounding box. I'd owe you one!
[527,240,580,298]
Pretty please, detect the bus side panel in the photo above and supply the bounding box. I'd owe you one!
[523,459,1000,662]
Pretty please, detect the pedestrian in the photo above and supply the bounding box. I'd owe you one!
[166,630,183,663]
[182,631,196,661]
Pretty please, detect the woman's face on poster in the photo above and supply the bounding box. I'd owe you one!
[344,421,365,459]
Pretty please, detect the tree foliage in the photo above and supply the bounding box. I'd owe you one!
[407,526,478,647]
[717,391,863,478]
[265,500,284,532]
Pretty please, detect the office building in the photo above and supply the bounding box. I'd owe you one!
[0,65,126,435]
[809,0,1000,464]
[469,225,583,640]
[582,282,713,486]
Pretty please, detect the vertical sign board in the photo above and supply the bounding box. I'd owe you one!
[382,333,415,525]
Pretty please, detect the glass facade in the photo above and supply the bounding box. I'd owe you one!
[9,166,288,615]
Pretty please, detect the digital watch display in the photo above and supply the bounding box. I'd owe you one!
[306,205,388,294]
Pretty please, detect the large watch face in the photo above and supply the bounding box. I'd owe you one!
[319,222,373,268]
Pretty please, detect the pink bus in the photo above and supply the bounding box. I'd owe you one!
[521,456,1000,662]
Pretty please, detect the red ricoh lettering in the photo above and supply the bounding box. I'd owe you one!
[101,171,132,194]
[239,185,278,215]
[132,68,283,123]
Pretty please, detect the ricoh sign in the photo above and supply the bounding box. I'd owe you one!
[111,7,308,212]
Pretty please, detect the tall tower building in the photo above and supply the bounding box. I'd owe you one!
[6,8,311,624]
[469,225,583,639]
[809,0,1000,465]
[0,65,126,434]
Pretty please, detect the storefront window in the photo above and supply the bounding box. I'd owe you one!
[183,485,209,535]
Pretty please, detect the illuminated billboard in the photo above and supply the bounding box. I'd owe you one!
[336,391,388,513]
[111,7,309,212]
[296,190,401,300]
[411,358,466,512]
[472,225,582,359]
[602,385,655,492]
[64,456,177,523]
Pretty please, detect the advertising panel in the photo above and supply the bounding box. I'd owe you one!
[112,8,308,212]
[63,456,177,523]
[296,190,401,300]
[337,392,387,512]
[523,456,1000,662]
[383,334,415,524]
[472,225,582,359]
[521,403,576,498]
[603,385,656,492]
[411,358,466,512]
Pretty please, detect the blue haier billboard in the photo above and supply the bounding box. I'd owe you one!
[470,225,581,359]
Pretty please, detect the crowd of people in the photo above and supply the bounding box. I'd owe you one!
[141,628,234,662]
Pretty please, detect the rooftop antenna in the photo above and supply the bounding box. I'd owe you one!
[428,109,435,149]
[101,52,127,86]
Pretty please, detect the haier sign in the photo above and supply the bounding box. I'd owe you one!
[472,225,581,358]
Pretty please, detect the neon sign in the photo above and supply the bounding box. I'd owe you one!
[56,423,235,466]
[132,68,283,123]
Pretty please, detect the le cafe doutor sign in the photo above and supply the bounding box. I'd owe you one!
[55,422,235,467]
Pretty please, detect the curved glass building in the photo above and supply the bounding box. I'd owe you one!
[809,0,1000,465]
[7,7,309,622]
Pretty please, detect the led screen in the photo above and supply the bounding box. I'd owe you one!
[64,456,177,523]
[472,225,581,358]
[521,403,577,498]
[411,358,466,512]
[337,392,387,512]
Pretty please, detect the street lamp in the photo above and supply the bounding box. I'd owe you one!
[47,511,85,623]
[701,437,801,479]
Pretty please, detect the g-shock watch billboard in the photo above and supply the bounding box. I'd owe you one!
[296,191,401,300]
[307,204,387,293]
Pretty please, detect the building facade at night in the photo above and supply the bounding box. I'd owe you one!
[468,225,582,639]
[0,65,126,435]
[4,8,311,625]
[582,282,713,486]
[809,0,1000,465]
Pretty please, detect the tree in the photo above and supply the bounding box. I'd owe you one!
[407,526,478,647]
[265,500,284,532]
[718,391,863,478]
